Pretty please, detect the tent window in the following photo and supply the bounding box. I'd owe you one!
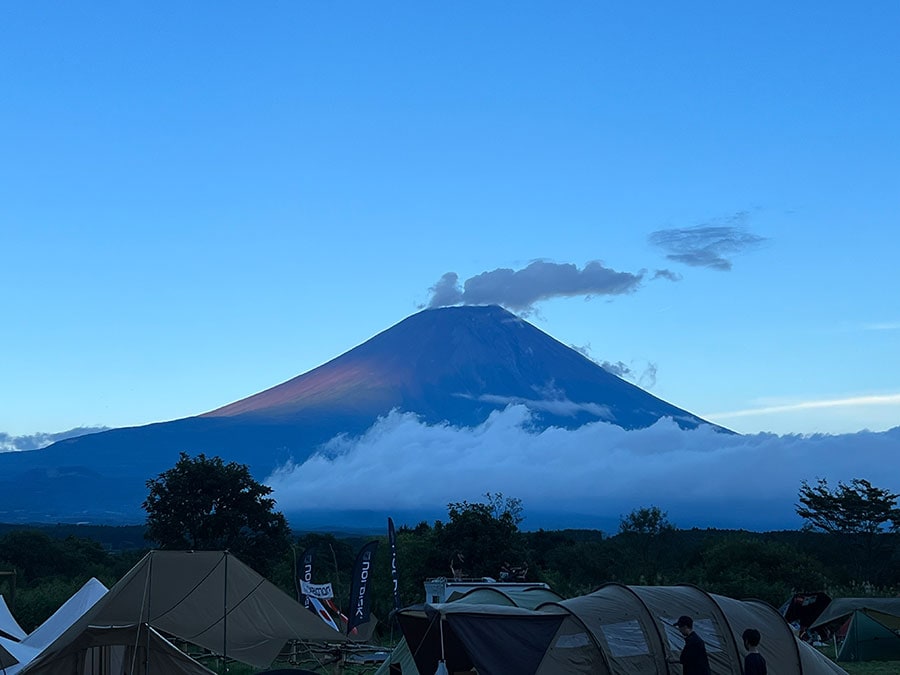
[600,620,650,657]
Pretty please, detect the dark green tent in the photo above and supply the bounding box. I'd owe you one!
[837,610,900,662]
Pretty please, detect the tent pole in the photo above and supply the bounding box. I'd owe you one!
[224,551,229,674]
[146,552,153,675]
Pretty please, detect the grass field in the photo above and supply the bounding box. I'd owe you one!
[839,664,900,675]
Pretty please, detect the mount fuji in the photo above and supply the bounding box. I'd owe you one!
[0,305,724,524]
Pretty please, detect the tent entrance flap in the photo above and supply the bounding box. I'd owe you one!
[445,614,564,675]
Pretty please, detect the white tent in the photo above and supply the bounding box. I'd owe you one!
[23,578,108,652]
[0,578,108,675]
[0,596,26,642]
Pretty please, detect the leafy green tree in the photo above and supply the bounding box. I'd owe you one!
[615,506,675,583]
[796,478,900,582]
[437,493,526,579]
[686,537,828,607]
[143,452,290,577]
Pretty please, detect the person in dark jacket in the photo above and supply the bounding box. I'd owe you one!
[674,615,711,675]
[742,628,767,675]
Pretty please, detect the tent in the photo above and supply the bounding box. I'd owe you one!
[809,597,900,662]
[0,596,26,642]
[394,583,849,675]
[375,584,565,675]
[781,592,832,632]
[18,550,347,674]
[0,577,108,675]
[1,641,20,671]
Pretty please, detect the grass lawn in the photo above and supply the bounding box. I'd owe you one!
[838,664,900,675]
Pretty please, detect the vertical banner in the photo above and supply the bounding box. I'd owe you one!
[388,517,402,612]
[297,547,317,613]
[347,540,379,635]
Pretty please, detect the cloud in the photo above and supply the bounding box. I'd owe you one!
[652,269,681,281]
[707,393,900,420]
[569,347,658,390]
[266,406,900,531]
[427,260,644,312]
[649,212,767,271]
[0,426,109,453]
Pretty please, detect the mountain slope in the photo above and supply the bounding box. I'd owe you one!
[0,305,722,523]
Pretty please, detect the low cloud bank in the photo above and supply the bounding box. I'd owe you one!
[0,426,109,453]
[267,406,900,531]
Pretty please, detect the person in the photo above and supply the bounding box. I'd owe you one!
[674,615,711,675]
[742,628,767,675]
[450,552,466,580]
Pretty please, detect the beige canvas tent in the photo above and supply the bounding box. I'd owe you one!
[18,550,346,674]
[395,583,848,675]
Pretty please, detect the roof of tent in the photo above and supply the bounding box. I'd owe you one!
[22,578,108,651]
[447,586,564,609]
[810,597,900,630]
[0,595,26,642]
[18,550,346,672]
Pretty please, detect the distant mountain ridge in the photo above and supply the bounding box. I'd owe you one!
[0,305,722,524]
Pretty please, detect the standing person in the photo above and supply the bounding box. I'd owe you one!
[742,628,767,675]
[674,615,711,675]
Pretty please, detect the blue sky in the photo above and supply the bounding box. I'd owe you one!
[2,1,899,446]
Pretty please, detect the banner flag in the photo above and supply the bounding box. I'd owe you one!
[297,547,317,612]
[307,595,340,632]
[300,581,334,600]
[347,540,379,636]
[388,517,402,612]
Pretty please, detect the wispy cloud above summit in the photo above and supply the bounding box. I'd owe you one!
[426,260,647,312]
[649,212,767,271]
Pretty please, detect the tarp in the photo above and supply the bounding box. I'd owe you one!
[392,583,849,675]
[18,550,345,673]
[0,596,26,642]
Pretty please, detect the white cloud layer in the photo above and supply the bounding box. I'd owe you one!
[267,405,900,531]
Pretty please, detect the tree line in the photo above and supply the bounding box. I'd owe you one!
[1,454,898,637]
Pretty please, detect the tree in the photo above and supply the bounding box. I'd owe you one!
[437,493,526,579]
[616,506,675,582]
[143,453,291,576]
[796,478,900,582]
